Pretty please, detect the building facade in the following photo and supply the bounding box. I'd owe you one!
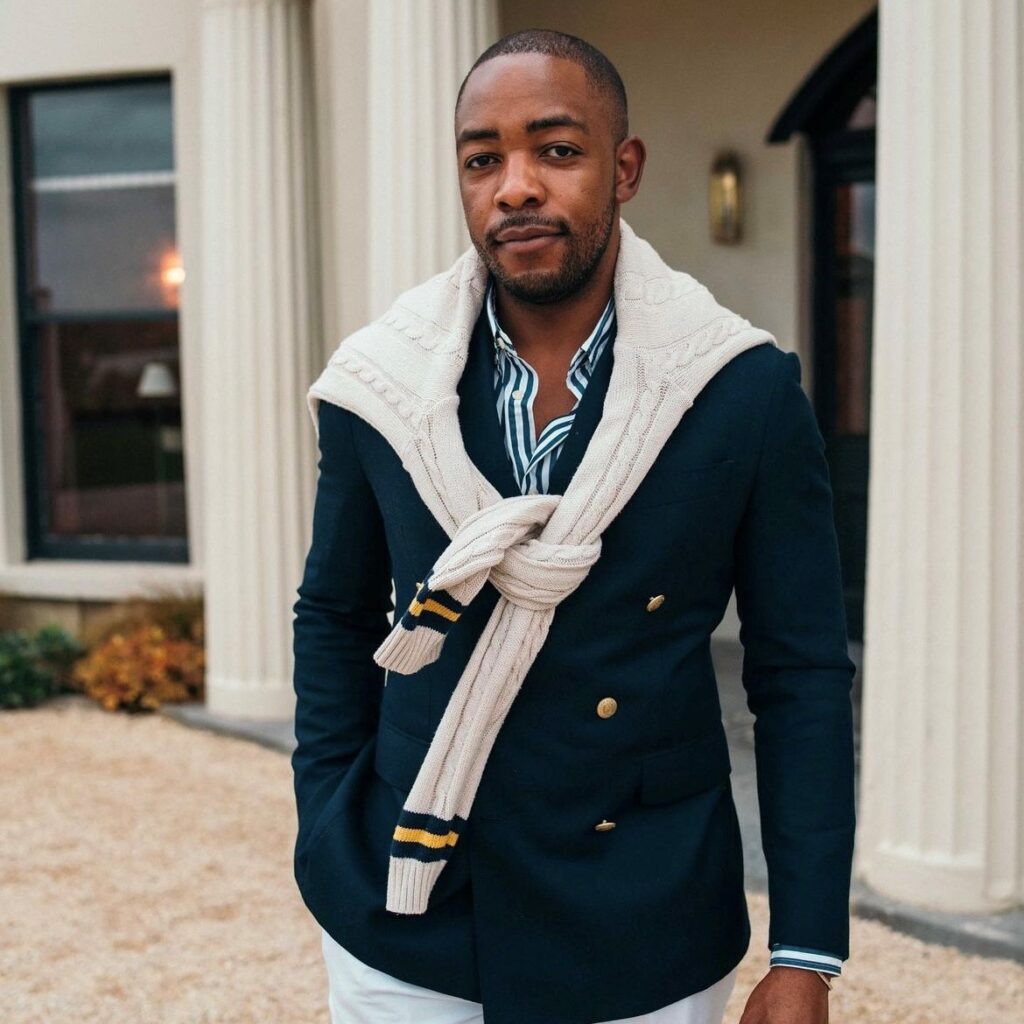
[0,0,1020,917]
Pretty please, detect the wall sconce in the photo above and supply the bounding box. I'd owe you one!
[709,151,743,244]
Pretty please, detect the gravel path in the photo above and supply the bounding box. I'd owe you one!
[1,699,1020,1023]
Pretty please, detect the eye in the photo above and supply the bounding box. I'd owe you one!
[465,154,497,170]
[545,144,579,158]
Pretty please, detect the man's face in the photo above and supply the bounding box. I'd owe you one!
[455,53,620,304]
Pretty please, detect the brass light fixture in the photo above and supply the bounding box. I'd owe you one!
[709,151,743,244]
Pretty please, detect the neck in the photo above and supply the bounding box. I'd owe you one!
[490,227,620,366]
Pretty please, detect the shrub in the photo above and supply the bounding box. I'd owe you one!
[0,625,83,710]
[71,624,205,712]
[71,587,205,712]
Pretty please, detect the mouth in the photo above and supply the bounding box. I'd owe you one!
[496,231,564,255]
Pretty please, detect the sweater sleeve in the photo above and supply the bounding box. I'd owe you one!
[291,399,395,864]
[732,349,857,970]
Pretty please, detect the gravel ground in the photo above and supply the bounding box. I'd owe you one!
[1,699,1020,1023]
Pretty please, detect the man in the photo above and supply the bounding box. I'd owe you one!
[292,28,856,1024]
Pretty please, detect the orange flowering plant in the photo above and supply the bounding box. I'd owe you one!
[70,587,205,712]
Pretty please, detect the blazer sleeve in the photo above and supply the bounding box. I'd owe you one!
[290,399,395,863]
[732,349,857,970]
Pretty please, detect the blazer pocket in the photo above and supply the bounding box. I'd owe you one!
[637,727,733,804]
[626,458,735,512]
[374,715,431,795]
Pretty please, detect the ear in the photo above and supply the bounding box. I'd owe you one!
[615,136,647,203]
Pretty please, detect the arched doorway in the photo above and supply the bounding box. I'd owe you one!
[768,9,877,642]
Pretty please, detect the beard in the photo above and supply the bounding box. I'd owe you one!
[473,189,617,305]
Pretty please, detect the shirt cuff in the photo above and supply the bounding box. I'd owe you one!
[768,944,843,976]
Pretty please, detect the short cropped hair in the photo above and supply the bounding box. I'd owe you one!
[455,28,629,147]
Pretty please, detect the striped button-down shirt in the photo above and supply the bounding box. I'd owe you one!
[485,273,843,983]
[487,275,615,495]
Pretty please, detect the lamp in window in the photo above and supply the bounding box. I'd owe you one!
[137,361,180,535]
[709,151,743,244]
[137,361,178,399]
[137,360,181,452]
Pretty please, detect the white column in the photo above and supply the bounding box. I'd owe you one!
[199,0,321,719]
[856,0,1024,911]
[365,0,498,319]
[312,0,371,346]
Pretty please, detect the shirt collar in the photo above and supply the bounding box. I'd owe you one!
[485,275,614,375]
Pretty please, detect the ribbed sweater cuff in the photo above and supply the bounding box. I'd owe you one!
[385,857,445,914]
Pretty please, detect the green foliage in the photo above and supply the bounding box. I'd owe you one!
[0,625,84,710]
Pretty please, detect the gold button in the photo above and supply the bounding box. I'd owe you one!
[646,594,665,611]
[596,697,618,718]
[594,819,616,832]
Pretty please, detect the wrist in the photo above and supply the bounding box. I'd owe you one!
[769,964,834,993]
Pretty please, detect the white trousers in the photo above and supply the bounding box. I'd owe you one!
[321,927,738,1024]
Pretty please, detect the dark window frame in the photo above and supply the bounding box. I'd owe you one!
[9,72,188,563]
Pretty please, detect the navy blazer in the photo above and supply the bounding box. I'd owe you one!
[291,305,857,1023]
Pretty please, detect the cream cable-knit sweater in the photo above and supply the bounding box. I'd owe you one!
[306,217,777,915]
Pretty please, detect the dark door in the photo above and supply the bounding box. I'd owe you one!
[812,125,875,641]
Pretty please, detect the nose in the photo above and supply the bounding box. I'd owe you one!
[493,151,545,210]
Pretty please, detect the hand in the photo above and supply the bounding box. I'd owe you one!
[738,966,829,1024]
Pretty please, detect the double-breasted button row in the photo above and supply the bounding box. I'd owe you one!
[594,696,619,829]
[591,592,664,832]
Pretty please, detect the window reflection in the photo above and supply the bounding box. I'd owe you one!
[847,82,876,129]
[34,319,185,540]
[29,79,174,177]
[31,183,178,313]
[833,181,875,437]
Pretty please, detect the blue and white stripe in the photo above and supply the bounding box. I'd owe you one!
[486,271,845,982]
[486,275,615,495]
[769,943,843,977]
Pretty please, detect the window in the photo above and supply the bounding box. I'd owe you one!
[847,82,876,130]
[9,75,187,562]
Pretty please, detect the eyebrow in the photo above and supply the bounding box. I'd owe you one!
[456,113,590,146]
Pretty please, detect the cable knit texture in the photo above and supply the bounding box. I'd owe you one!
[306,217,777,914]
